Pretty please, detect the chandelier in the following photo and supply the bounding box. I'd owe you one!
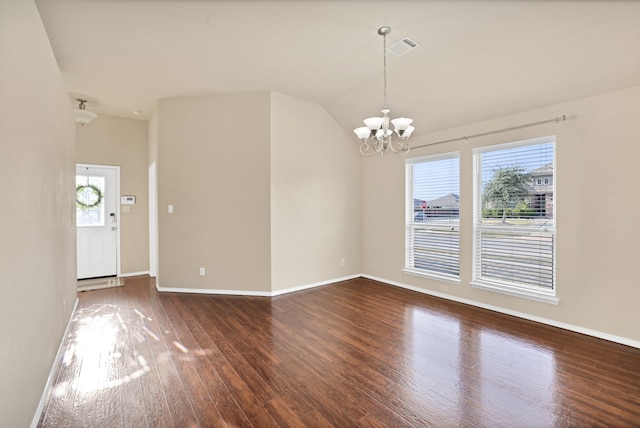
[353,26,414,157]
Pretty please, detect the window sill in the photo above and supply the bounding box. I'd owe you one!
[403,268,461,285]
[470,280,559,305]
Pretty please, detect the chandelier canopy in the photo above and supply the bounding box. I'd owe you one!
[353,26,414,157]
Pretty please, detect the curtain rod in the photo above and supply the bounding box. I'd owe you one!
[411,114,567,150]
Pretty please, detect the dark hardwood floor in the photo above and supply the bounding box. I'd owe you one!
[38,276,640,427]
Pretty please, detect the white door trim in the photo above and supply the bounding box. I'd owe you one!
[76,163,121,277]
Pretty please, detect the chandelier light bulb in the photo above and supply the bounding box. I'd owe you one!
[364,117,385,131]
[354,127,371,140]
[391,117,413,132]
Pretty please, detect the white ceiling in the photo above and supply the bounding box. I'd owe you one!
[36,0,640,136]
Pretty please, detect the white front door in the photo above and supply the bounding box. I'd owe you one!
[76,165,119,279]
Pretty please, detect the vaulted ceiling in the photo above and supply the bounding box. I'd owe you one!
[36,0,640,136]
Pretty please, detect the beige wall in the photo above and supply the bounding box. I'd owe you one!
[157,93,272,292]
[76,115,150,275]
[0,1,77,426]
[270,92,361,291]
[155,92,361,293]
[362,85,640,344]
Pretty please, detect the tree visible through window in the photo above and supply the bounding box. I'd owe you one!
[482,166,532,223]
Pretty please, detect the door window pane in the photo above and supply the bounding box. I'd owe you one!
[76,175,106,227]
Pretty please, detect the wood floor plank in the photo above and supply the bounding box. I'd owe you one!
[162,294,256,427]
[123,283,174,425]
[114,286,152,428]
[38,275,640,427]
[171,298,262,427]
[137,291,201,426]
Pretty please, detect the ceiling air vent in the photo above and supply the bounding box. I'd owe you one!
[387,37,420,56]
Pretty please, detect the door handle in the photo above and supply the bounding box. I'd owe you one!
[111,227,117,231]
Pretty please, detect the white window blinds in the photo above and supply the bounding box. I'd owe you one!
[406,153,460,279]
[473,137,556,294]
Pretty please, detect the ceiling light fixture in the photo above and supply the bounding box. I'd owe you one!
[74,99,97,126]
[353,26,414,157]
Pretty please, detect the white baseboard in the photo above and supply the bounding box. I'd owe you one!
[31,297,79,428]
[154,272,640,349]
[271,274,361,296]
[157,285,272,296]
[362,274,640,350]
[119,271,149,278]
[156,274,361,297]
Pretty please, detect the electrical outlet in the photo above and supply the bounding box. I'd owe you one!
[340,258,345,266]
[199,267,205,276]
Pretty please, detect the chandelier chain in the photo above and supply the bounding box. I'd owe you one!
[383,31,387,108]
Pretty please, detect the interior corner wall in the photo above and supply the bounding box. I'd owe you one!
[270,92,361,291]
[76,115,150,275]
[148,108,159,166]
[361,85,640,344]
[156,93,271,292]
[0,1,77,426]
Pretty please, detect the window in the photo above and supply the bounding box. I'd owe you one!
[472,137,557,303]
[405,152,460,282]
[76,175,106,227]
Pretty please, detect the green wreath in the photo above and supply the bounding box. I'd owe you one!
[76,184,103,208]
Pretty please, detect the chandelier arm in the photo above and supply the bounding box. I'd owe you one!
[360,149,379,157]
[371,137,384,153]
[386,137,404,152]
[359,140,381,157]
[385,135,411,154]
[391,142,411,156]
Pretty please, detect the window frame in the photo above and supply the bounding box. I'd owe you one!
[471,136,558,304]
[404,151,461,284]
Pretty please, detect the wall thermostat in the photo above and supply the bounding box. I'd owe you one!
[121,195,136,205]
